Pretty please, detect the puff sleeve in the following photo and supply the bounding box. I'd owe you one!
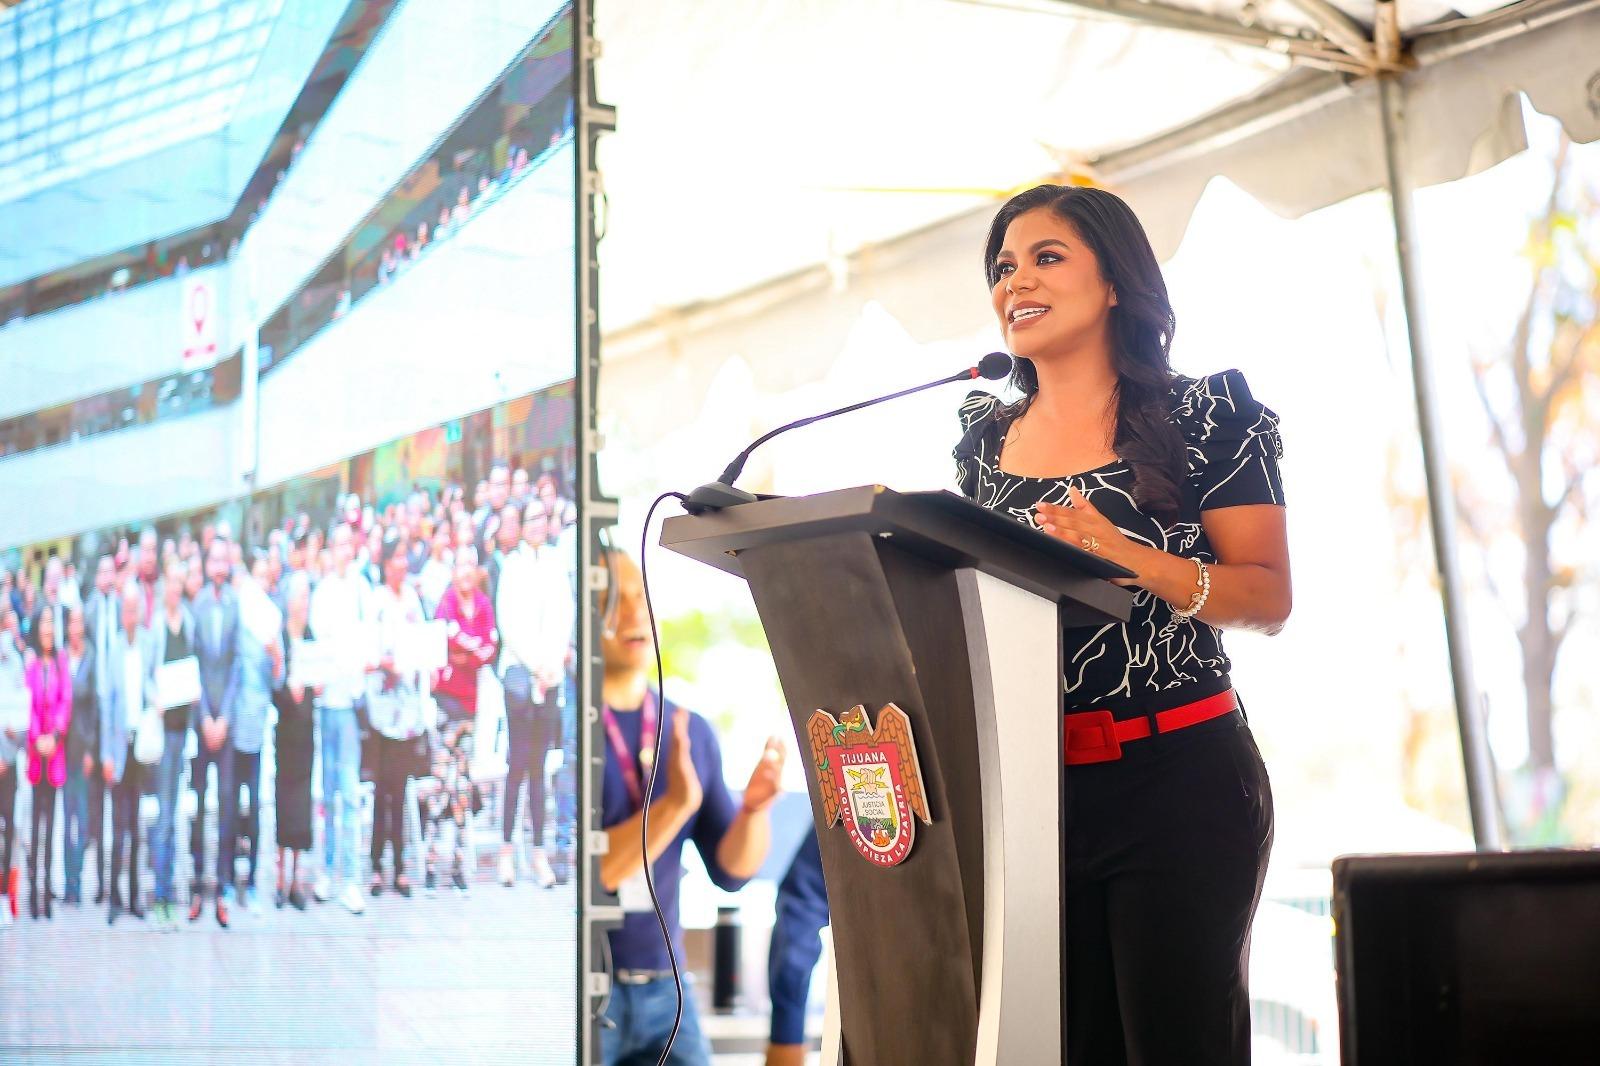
[1172,370,1285,510]
[953,389,1002,500]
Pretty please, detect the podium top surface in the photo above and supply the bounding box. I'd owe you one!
[660,486,1133,623]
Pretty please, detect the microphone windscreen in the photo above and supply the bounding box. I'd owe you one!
[977,352,1013,381]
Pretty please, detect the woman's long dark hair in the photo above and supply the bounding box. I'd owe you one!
[983,185,1186,522]
[32,604,57,657]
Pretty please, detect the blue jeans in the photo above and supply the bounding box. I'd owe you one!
[768,829,830,1045]
[319,703,362,883]
[62,764,99,897]
[600,975,712,1065]
[191,737,236,892]
[151,729,186,902]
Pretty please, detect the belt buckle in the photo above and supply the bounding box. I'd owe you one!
[615,969,662,986]
[1064,709,1122,765]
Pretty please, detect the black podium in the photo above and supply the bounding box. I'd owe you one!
[662,486,1132,1065]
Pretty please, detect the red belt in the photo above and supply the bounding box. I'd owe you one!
[1063,689,1238,765]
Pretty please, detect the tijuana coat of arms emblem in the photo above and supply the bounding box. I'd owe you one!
[807,703,931,868]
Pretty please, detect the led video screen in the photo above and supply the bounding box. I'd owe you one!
[0,0,581,1059]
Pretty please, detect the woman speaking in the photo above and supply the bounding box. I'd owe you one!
[954,185,1290,1064]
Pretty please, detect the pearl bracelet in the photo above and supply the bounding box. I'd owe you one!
[1168,557,1211,621]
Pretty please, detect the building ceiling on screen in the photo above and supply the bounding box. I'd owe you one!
[590,0,1551,334]
[0,0,289,205]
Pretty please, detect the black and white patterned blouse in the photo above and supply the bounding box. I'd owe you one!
[953,369,1285,710]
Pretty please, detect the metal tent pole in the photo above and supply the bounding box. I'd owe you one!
[1377,74,1505,850]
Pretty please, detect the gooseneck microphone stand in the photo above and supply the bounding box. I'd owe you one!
[682,352,1014,514]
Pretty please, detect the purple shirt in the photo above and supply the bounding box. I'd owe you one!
[602,698,747,971]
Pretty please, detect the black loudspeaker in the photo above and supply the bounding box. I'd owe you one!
[1333,850,1600,1065]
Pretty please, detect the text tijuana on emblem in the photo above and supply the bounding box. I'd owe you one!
[807,703,932,868]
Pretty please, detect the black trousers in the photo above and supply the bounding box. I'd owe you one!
[29,778,58,903]
[85,768,107,895]
[109,752,144,905]
[0,768,15,883]
[1064,713,1273,1066]
[89,769,105,875]
[191,740,236,894]
[370,734,413,874]
[233,750,262,886]
[502,690,557,846]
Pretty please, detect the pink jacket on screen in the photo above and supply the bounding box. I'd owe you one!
[27,649,71,788]
[433,586,497,714]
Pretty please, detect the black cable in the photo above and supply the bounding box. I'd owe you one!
[593,931,617,1030]
[637,489,687,1065]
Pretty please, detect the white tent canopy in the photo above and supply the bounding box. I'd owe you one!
[594,0,1599,330]
[1102,0,1600,257]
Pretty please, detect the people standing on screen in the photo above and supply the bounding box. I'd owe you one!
[60,563,81,616]
[0,467,587,916]
[954,185,1289,1065]
[17,583,36,645]
[189,537,241,928]
[367,535,429,899]
[136,528,160,624]
[477,464,511,557]
[0,604,28,922]
[510,467,531,511]
[485,503,520,602]
[150,560,196,931]
[427,549,495,891]
[765,829,830,1066]
[360,526,384,588]
[62,608,100,908]
[39,558,69,645]
[25,606,70,920]
[417,526,454,617]
[273,573,318,910]
[596,550,783,1066]
[102,583,157,925]
[405,514,431,577]
[230,563,283,914]
[469,479,490,530]
[183,558,204,604]
[309,524,370,915]
[495,500,572,889]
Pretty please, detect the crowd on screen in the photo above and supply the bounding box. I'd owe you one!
[0,465,578,930]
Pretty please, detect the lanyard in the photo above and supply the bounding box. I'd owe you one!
[601,689,659,812]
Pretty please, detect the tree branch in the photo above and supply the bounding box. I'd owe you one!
[1544,322,1590,402]
[1452,486,1509,606]
[1469,356,1519,475]
[1555,466,1592,514]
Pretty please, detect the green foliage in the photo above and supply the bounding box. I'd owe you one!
[655,608,770,684]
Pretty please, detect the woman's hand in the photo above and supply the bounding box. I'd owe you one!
[36,733,57,759]
[1033,487,1141,586]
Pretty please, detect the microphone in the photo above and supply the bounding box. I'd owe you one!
[682,352,1014,514]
